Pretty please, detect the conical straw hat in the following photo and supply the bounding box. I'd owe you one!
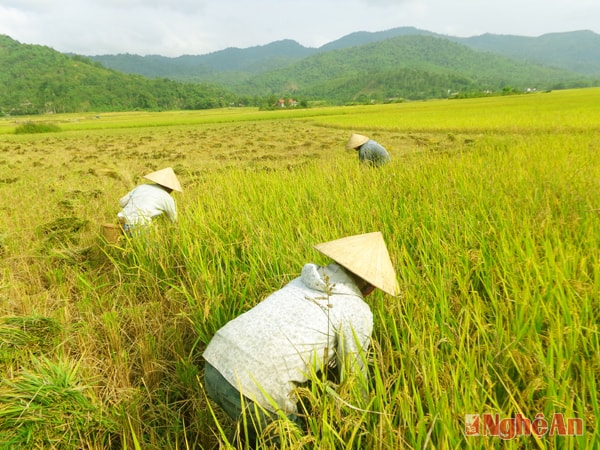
[314,232,399,296]
[346,133,369,150]
[144,167,182,192]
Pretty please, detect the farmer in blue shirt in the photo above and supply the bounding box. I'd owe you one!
[346,133,391,166]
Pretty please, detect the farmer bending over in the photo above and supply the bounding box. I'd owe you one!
[346,133,391,166]
[202,232,399,442]
[117,167,182,233]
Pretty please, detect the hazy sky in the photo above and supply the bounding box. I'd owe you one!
[1,0,598,57]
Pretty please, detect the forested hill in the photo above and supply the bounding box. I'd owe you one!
[85,28,598,104]
[90,28,600,81]
[0,35,235,115]
[453,30,600,75]
[91,40,314,80]
[228,35,592,102]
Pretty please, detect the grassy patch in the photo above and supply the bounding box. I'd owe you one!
[14,122,62,134]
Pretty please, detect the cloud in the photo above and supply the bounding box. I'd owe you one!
[1,0,206,14]
[1,0,52,10]
[1,0,599,56]
[358,0,412,5]
[0,0,214,55]
[96,0,207,14]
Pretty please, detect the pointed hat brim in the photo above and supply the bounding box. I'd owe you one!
[314,231,399,296]
[346,133,369,150]
[144,167,182,192]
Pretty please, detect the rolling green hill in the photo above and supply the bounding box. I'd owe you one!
[229,35,593,102]
[454,30,600,75]
[317,26,436,52]
[88,29,598,104]
[90,27,600,81]
[88,39,314,84]
[0,35,235,115]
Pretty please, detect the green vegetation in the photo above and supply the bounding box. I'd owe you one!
[3,32,598,117]
[91,28,600,85]
[91,39,314,80]
[0,35,236,115]
[229,35,593,102]
[456,30,600,75]
[14,122,62,134]
[0,88,598,448]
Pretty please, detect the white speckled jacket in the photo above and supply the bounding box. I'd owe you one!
[202,262,373,414]
[117,184,177,225]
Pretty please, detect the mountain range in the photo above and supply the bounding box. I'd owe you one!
[1,27,599,115]
[89,27,600,80]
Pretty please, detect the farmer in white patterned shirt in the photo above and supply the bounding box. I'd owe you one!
[117,167,182,234]
[202,232,399,442]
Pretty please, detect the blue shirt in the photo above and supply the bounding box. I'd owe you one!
[357,140,391,166]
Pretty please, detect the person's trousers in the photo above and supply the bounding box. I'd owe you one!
[204,362,303,441]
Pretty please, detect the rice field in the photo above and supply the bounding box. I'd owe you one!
[0,88,599,449]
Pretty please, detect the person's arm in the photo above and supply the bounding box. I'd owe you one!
[119,189,133,208]
[374,143,391,164]
[162,195,177,222]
